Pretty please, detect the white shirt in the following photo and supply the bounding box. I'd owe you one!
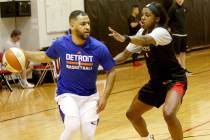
[3,39,20,52]
[126,27,172,53]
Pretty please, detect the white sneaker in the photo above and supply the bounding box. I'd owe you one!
[148,134,155,140]
[25,82,34,88]
[141,134,155,140]
[20,80,34,89]
[185,69,194,76]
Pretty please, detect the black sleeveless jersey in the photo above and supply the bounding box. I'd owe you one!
[142,43,186,83]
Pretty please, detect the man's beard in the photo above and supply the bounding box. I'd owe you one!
[76,30,90,40]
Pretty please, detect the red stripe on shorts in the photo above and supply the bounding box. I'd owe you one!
[171,82,186,96]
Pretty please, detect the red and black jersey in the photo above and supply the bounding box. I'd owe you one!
[126,27,187,83]
[142,43,186,83]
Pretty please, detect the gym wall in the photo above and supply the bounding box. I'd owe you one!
[0,0,84,51]
[185,0,210,48]
[85,0,210,56]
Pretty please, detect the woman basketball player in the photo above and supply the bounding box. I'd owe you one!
[109,2,187,140]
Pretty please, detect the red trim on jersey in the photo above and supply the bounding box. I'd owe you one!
[171,82,186,96]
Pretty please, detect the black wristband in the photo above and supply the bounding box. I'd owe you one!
[124,35,131,43]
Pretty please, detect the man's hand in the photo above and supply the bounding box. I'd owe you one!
[108,27,126,42]
[97,95,108,113]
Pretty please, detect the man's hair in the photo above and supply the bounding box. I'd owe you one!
[11,29,21,38]
[131,4,139,12]
[69,10,87,22]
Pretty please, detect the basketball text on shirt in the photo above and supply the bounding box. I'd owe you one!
[66,52,93,70]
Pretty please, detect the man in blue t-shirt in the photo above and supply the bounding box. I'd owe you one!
[25,10,116,140]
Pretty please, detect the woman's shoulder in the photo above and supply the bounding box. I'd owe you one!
[152,27,170,35]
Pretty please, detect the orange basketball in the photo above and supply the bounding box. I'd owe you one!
[2,47,27,73]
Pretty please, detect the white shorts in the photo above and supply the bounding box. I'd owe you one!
[56,93,99,123]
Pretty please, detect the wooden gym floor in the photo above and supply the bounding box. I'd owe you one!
[1,48,210,140]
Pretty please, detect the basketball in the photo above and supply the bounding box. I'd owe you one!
[2,47,27,73]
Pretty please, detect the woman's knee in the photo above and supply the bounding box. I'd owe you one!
[126,110,132,120]
[163,106,177,121]
[126,109,141,121]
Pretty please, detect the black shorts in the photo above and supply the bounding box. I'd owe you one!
[172,35,187,54]
[138,80,187,108]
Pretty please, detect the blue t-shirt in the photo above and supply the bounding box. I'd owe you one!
[46,35,115,96]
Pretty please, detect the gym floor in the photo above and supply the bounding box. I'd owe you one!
[0,48,210,140]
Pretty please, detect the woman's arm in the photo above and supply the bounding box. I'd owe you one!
[108,27,156,46]
[114,49,132,65]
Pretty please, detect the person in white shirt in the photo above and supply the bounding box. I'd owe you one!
[109,2,187,140]
[4,29,34,88]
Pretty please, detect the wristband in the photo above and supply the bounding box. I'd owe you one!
[124,35,131,43]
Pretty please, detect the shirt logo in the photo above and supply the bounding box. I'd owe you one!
[142,46,151,52]
[76,51,81,55]
[65,52,93,70]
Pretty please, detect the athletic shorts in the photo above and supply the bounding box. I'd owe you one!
[56,93,99,123]
[138,80,187,108]
[172,35,188,54]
